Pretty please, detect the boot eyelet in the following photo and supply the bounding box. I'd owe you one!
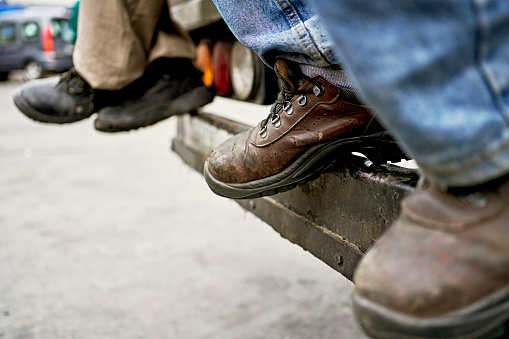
[313,85,324,96]
[271,114,281,128]
[259,125,268,138]
[283,101,293,115]
[297,95,307,106]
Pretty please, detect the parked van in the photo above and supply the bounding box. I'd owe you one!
[0,6,75,81]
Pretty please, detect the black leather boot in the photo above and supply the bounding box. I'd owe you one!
[94,59,215,132]
[14,68,100,124]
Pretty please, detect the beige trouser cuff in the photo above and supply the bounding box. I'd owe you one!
[73,0,196,90]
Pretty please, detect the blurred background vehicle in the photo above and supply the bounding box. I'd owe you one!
[0,2,75,81]
[2,0,276,104]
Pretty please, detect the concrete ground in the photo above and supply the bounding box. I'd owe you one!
[0,81,368,339]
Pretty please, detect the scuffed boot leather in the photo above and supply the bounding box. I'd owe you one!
[204,58,402,199]
[353,176,509,339]
[13,68,99,124]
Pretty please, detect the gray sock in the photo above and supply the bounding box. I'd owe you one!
[299,64,357,90]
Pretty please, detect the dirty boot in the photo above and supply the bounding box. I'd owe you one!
[94,58,215,132]
[204,58,403,199]
[352,175,509,339]
[13,68,101,124]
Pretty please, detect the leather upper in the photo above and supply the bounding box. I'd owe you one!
[354,178,509,317]
[206,74,375,184]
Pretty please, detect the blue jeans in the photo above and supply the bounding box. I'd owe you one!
[215,0,509,187]
[307,0,509,187]
[211,0,341,68]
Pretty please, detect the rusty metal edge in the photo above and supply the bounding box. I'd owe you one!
[172,113,421,281]
[172,135,363,279]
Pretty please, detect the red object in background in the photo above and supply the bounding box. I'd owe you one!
[211,41,233,96]
[42,24,54,52]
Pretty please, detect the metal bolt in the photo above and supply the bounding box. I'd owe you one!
[364,159,374,168]
[334,253,343,265]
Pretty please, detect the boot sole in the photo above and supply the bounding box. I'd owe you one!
[352,290,509,339]
[13,88,94,124]
[94,85,215,132]
[204,132,406,199]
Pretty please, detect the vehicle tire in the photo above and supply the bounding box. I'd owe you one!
[23,61,44,81]
[0,72,9,81]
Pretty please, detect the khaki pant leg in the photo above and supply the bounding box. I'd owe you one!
[73,0,196,90]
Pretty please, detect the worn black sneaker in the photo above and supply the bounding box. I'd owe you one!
[94,58,215,132]
[13,68,101,124]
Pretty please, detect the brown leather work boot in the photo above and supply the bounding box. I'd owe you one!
[204,59,404,199]
[352,176,509,339]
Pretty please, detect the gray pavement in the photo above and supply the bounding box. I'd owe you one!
[0,81,368,339]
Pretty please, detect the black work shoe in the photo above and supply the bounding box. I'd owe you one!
[94,59,215,132]
[13,68,100,124]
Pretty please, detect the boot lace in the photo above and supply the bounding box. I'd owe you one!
[259,75,324,138]
[58,68,94,97]
[56,68,96,114]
